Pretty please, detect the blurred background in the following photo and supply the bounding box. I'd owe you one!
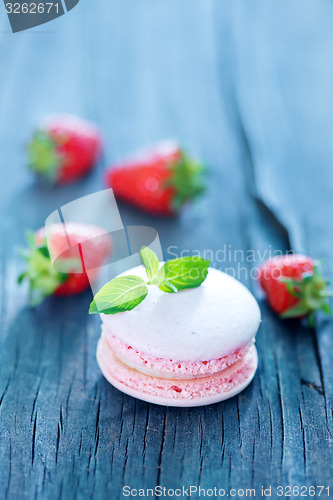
[2,0,333,259]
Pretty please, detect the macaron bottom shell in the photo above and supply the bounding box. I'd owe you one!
[96,335,258,407]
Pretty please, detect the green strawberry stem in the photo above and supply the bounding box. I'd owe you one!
[165,150,206,210]
[18,231,69,306]
[280,263,332,325]
[28,131,60,182]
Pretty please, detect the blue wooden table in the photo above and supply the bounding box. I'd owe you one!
[1,1,333,498]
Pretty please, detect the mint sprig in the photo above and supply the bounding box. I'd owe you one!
[89,247,210,315]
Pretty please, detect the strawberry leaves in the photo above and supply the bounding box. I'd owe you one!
[260,254,332,327]
[18,231,74,307]
[89,247,210,315]
[166,151,206,211]
[28,131,60,182]
[279,263,332,326]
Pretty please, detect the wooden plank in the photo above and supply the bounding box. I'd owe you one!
[222,0,333,487]
[1,0,333,498]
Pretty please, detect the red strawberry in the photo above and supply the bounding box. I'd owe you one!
[258,254,332,326]
[28,114,102,184]
[105,141,205,215]
[18,223,112,306]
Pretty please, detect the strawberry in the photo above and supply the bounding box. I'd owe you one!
[27,114,102,184]
[258,254,332,326]
[18,223,112,306]
[105,140,205,215]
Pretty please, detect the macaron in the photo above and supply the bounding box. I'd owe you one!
[96,266,261,407]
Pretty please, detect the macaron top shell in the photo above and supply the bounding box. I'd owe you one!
[101,266,261,362]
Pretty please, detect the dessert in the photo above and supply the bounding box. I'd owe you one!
[91,248,261,406]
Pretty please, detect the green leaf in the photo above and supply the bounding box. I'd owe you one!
[18,231,70,307]
[28,131,60,182]
[58,272,69,284]
[140,246,160,280]
[17,272,27,284]
[280,303,309,319]
[26,230,37,250]
[160,256,210,291]
[321,302,332,315]
[38,245,50,259]
[319,290,333,298]
[165,151,206,210]
[280,277,302,298]
[150,266,177,292]
[89,275,148,315]
[307,312,316,328]
[88,252,210,315]
[158,278,178,293]
[278,261,332,324]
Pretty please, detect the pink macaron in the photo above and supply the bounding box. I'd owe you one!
[96,266,261,407]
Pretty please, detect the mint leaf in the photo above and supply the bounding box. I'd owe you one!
[158,278,178,293]
[140,246,160,281]
[160,256,209,291]
[89,275,148,315]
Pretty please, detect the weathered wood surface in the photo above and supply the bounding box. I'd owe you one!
[1,1,333,498]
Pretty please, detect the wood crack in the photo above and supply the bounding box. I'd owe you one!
[300,378,324,396]
[31,413,38,466]
[156,409,167,486]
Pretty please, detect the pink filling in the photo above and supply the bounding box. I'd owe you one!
[97,335,257,400]
[102,325,253,378]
